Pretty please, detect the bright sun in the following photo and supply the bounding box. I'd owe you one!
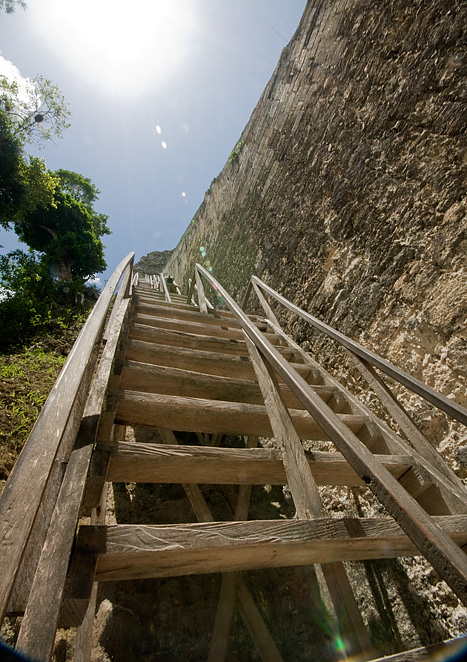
[30,0,196,96]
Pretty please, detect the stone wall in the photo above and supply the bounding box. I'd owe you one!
[163,0,467,655]
[166,0,466,460]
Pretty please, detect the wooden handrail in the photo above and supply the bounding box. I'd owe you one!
[159,272,172,303]
[0,252,134,623]
[248,276,467,426]
[194,263,467,606]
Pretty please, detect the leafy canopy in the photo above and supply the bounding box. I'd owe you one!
[0,110,59,228]
[0,74,71,146]
[13,173,111,282]
[0,0,26,13]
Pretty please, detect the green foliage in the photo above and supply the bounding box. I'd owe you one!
[0,347,67,481]
[0,109,59,228]
[0,249,93,352]
[0,0,26,12]
[13,178,110,282]
[228,141,244,163]
[0,74,71,147]
[0,110,25,226]
[55,169,100,207]
[21,156,59,214]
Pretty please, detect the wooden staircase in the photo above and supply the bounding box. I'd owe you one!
[1,256,467,661]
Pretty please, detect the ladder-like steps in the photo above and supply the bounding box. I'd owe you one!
[116,359,317,408]
[133,300,265,327]
[122,339,317,382]
[76,515,467,583]
[127,323,285,356]
[101,441,414,486]
[112,389,369,439]
[132,313,268,339]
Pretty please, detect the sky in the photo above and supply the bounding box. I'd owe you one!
[0,0,307,285]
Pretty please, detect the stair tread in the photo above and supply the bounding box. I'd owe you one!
[76,515,467,582]
[112,389,368,439]
[102,440,414,486]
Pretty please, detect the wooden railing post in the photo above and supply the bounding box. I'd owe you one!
[0,252,134,625]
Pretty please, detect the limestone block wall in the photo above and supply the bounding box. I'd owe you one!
[166,0,466,464]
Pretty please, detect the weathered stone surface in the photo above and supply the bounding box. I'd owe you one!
[160,0,467,656]
[134,250,173,275]
[166,0,466,452]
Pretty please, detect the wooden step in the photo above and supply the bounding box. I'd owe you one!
[102,441,414,486]
[76,515,467,582]
[134,294,197,312]
[122,340,322,383]
[133,301,250,329]
[127,323,285,357]
[132,313,267,341]
[113,390,368,439]
[116,359,330,408]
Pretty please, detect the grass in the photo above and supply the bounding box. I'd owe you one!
[0,313,90,491]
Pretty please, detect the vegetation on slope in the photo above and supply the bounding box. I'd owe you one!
[0,309,92,492]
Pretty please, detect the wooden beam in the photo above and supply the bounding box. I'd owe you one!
[128,321,283,356]
[0,253,134,624]
[133,313,264,341]
[366,636,467,662]
[113,390,368,439]
[133,302,251,329]
[135,295,195,311]
[123,340,312,382]
[245,335,373,659]
[195,268,208,314]
[103,441,413,486]
[117,359,322,408]
[15,296,131,661]
[76,515,467,582]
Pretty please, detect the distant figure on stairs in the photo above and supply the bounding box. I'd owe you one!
[166,276,179,294]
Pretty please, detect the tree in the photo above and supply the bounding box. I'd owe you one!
[0,110,59,228]
[0,74,71,146]
[0,250,58,350]
[14,173,111,282]
[0,0,26,12]
[0,248,96,352]
[0,110,25,225]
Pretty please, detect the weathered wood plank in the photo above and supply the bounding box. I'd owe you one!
[0,253,134,623]
[15,295,132,660]
[113,390,368,439]
[133,313,267,341]
[134,294,198,311]
[366,636,467,662]
[158,432,283,662]
[104,442,412,486]
[245,335,372,659]
[123,340,312,382]
[133,302,252,329]
[128,321,283,356]
[117,359,323,408]
[76,516,467,582]
[195,268,208,314]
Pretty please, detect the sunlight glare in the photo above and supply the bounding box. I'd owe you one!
[30,0,195,96]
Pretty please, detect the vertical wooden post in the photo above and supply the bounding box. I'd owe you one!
[244,335,373,660]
